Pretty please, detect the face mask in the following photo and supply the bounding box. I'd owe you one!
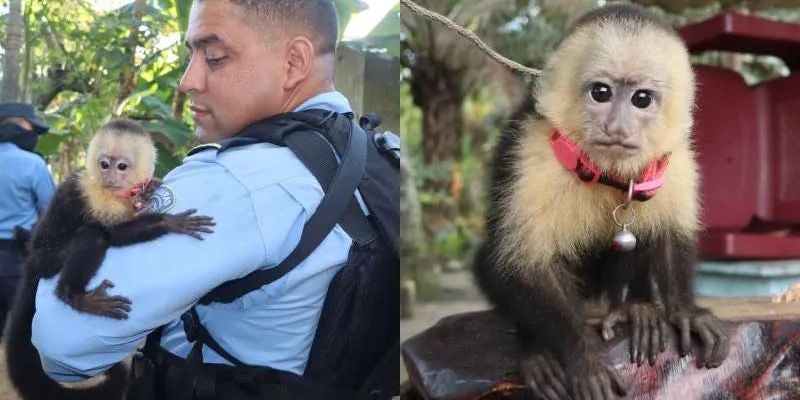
[0,123,38,152]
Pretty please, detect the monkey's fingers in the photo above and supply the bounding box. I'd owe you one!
[600,310,626,341]
[99,279,115,290]
[544,355,568,388]
[605,365,627,396]
[109,295,133,306]
[522,357,567,400]
[186,215,215,224]
[696,316,728,368]
[174,209,198,217]
[538,357,568,399]
[631,309,642,365]
[637,309,651,366]
[177,228,205,240]
[599,374,614,400]
[695,319,715,368]
[572,376,590,400]
[184,217,216,228]
[677,317,691,357]
[649,316,660,365]
[588,376,604,400]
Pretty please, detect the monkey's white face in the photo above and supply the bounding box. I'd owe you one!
[86,131,155,199]
[536,22,694,177]
[580,76,663,160]
[96,154,135,197]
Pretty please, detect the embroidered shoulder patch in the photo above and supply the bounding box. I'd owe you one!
[143,184,177,214]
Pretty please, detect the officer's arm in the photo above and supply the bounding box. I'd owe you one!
[32,158,55,215]
[30,168,306,381]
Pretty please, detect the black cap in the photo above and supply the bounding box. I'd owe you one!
[0,102,49,134]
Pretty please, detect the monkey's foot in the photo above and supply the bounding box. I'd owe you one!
[568,356,627,400]
[70,279,132,320]
[669,307,729,368]
[164,209,215,240]
[520,352,569,400]
[601,302,668,366]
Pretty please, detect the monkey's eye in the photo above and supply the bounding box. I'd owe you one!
[632,90,653,109]
[117,163,128,171]
[590,83,612,103]
[100,160,110,170]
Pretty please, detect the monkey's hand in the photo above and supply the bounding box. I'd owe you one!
[520,352,627,400]
[163,209,215,240]
[668,307,729,368]
[140,177,163,199]
[131,178,163,212]
[601,302,668,366]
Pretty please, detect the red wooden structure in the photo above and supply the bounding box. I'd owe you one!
[680,12,800,259]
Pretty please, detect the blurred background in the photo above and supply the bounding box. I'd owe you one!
[0,1,399,398]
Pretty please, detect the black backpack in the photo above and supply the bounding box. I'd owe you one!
[133,110,399,400]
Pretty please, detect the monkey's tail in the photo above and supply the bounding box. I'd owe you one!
[4,277,128,400]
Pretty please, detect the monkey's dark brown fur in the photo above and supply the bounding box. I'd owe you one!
[474,5,728,400]
[4,120,214,400]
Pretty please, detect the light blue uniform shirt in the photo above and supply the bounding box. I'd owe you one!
[31,91,354,381]
[0,142,54,239]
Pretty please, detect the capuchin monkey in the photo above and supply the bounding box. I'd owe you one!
[4,119,215,400]
[474,4,729,400]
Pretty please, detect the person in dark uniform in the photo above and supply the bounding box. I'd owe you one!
[0,102,55,335]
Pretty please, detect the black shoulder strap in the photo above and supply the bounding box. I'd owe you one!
[197,111,368,305]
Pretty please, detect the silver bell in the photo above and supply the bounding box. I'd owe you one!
[612,227,637,252]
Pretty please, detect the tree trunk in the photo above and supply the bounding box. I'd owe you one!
[409,59,464,165]
[401,141,426,269]
[173,90,187,122]
[1,0,24,102]
[116,0,148,110]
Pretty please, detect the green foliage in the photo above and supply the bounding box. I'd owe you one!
[6,0,367,179]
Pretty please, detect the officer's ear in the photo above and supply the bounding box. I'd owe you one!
[284,36,314,91]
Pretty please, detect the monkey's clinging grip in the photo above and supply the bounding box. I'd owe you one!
[5,119,216,400]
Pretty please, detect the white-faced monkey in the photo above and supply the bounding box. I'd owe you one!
[4,119,215,400]
[474,5,729,400]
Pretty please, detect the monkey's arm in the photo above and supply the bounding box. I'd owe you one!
[653,232,729,368]
[105,209,214,246]
[601,248,669,366]
[54,224,134,319]
[474,244,626,400]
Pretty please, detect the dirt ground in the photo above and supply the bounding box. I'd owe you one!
[400,269,489,384]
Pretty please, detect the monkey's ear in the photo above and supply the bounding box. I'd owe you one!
[283,36,314,91]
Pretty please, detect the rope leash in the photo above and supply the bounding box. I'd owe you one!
[400,0,541,77]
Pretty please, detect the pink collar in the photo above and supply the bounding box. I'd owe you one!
[110,178,151,211]
[548,129,669,200]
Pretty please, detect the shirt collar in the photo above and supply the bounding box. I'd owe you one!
[293,91,352,114]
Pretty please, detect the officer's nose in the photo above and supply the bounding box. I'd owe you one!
[178,54,206,94]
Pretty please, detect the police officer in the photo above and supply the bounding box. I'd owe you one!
[31,0,362,397]
[0,102,54,335]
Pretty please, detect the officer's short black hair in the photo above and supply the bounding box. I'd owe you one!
[210,0,339,55]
